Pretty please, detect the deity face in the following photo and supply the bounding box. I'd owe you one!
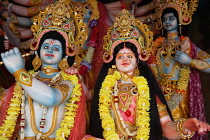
[163,13,178,32]
[115,47,137,75]
[40,39,63,66]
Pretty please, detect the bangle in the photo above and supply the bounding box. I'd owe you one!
[174,118,195,139]
[13,69,32,87]
[13,69,27,80]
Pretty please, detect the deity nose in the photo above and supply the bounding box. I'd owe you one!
[47,47,53,53]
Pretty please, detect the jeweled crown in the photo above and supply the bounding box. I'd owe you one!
[103,9,153,63]
[30,0,87,56]
[155,0,199,30]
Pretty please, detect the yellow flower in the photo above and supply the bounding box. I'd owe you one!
[99,70,150,140]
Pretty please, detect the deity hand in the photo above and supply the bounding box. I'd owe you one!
[0,47,25,74]
[183,118,210,135]
[175,50,192,65]
[180,37,190,52]
[65,67,79,75]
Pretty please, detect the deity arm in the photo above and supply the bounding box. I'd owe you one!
[16,17,33,28]
[18,27,33,40]
[104,0,156,23]
[65,67,92,102]
[21,78,73,107]
[11,4,47,17]
[189,48,210,73]
[161,116,210,139]
[135,0,156,17]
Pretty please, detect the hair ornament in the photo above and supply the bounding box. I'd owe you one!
[155,0,199,30]
[103,9,153,63]
[30,0,87,56]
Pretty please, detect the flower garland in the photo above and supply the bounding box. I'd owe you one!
[0,83,23,139]
[0,70,82,140]
[55,71,82,139]
[99,71,151,140]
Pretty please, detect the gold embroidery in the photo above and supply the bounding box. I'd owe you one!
[157,103,169,119]
[13,69,33,86]
[197,51,210,60]
[190,59,210,70]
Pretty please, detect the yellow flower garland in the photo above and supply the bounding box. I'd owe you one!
[55,71,82,139]
[0,71,82,140]
[99,71,151,140]
[0,83,23,139]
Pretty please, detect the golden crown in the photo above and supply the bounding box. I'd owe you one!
[103,9,153,63]
[156,0,199,30]
[30,0,87,56]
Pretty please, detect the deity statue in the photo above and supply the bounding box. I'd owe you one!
[0,0,89,139]
[149,0,210,139]
[87,9,210,140]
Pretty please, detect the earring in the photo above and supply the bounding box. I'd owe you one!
[134,67,139,77]
[32,52,42,71]
[58,56,69,71]
[108,65,116,75]
[179,24,182,34]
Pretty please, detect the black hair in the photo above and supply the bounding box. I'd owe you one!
[89,42,172,139]
[161,7,188,37]
[26,31,75,71]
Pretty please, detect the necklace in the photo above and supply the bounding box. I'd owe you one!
[41,65,60,75]
[167,32,178,40]
[159,39,181,67]
[99,71,150,140]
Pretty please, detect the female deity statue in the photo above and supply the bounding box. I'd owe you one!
[0,1,89,139]
[87,9,210,140]
[149,0,210,139]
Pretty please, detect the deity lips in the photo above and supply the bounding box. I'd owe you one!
[45,54,54,57]
[122,62,130,66]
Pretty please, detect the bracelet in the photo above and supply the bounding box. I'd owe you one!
[174,118,195,139]
[13,69,27,80]
[13,69,32,87]
[189,59,210,70]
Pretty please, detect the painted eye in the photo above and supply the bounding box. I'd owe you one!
[163,18,167,22]
[117,55,123,59]
[169,17,175,21]
[53,47,59,51]
[44,46,49,49]
[127,55,133,58]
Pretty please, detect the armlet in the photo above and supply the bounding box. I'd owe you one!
[53,84,70,104]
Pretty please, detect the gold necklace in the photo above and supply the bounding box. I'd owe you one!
[41,65,59,75]
[167,32,178,40]
[28,96,59,137]
[159,39,181,67]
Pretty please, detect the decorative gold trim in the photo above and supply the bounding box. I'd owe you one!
[41,65,60,75]
[103,9,153,63]
[155,0,199,30]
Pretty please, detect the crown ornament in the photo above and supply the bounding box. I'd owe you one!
[30,0,87,56]
[103,9,153,63]
[155,0,199,30]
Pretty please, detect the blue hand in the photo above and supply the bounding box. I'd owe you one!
[1,47,25,74]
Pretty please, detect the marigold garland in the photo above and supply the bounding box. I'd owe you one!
[99,71,151,140]
[56,71,82,139]
[0,70,82,140]
[0,83,23,139]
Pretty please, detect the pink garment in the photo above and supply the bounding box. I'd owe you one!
[189,42,208,140]
[119,96,137,124]
[68,81,86,140]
